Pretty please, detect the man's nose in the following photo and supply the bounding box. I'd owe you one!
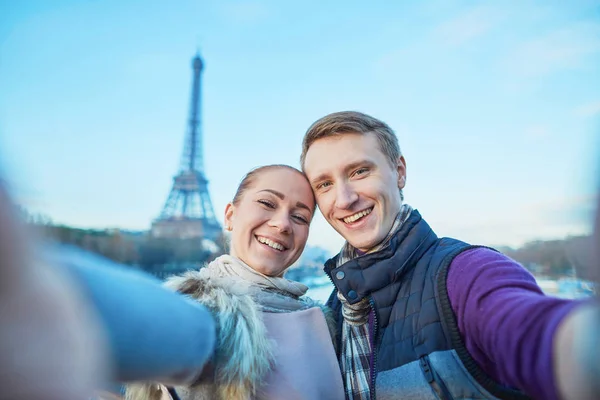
[334,183,358,210]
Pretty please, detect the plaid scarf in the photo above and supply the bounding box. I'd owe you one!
[335,204,413,400]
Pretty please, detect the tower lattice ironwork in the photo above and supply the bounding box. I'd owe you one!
[151,53,221,241]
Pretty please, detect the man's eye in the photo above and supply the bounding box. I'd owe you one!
[317,181,332,190]
[355,167,369,176]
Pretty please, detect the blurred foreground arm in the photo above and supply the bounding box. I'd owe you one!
[0,182,216,399]
[0,183,108,400]
[46,244,217,385]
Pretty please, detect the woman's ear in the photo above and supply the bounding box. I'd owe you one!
[224,203,235,231]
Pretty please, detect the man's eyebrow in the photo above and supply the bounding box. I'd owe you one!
[310,160,375,186]
[258,189,313,213]
[345,160,375,172]
[309,173,330,186]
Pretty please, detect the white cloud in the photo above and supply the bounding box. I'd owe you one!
[433,5,506,47]
[503,22,600,78]
[219,1,271,25]
[574,101,600,118]
[524,125,551,140]
[374,4,507,73]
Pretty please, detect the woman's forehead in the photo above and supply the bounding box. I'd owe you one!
[253,168,308,187]
[251,169,314,204]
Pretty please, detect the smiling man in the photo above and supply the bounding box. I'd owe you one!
[300,111,593,400]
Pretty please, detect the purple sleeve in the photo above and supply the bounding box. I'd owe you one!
[446,247,584,400]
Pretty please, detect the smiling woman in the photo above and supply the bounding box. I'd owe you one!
[224,165,315,277]
[126,165,344,400]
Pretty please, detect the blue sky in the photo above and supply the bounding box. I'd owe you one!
[1,0,599,254]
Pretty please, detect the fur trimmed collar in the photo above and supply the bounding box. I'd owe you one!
[126,269,336,400]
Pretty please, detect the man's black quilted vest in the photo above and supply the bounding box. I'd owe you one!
[324,210,530,399]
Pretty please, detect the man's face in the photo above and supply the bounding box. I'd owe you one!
[303,133,406,252]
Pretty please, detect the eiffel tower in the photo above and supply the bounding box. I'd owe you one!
[151,53,221,242]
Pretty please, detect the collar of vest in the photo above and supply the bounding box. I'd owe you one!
[324,209,438,305]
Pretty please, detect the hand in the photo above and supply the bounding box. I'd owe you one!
[554,190,600,400]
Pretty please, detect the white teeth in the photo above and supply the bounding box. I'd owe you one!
[257,236,285,251]
[343,208,372,224]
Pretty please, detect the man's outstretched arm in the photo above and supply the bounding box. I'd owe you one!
[447,247,589,400]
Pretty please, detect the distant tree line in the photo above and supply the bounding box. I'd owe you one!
[23,210,227,277]
[499,235,595,281]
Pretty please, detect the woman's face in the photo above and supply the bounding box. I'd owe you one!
[225,168,315,277]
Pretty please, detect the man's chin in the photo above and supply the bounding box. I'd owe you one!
[335,223,379,249]
[346,237,376,252]
[345,231,390,252]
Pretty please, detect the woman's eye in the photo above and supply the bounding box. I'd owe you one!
[292,215,309,224]
[257,200,275,208]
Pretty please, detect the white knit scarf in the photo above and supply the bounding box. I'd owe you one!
[199,254,312,313]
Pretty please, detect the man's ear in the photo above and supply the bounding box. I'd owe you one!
[397,156,407,190]
[224,203,235,231]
